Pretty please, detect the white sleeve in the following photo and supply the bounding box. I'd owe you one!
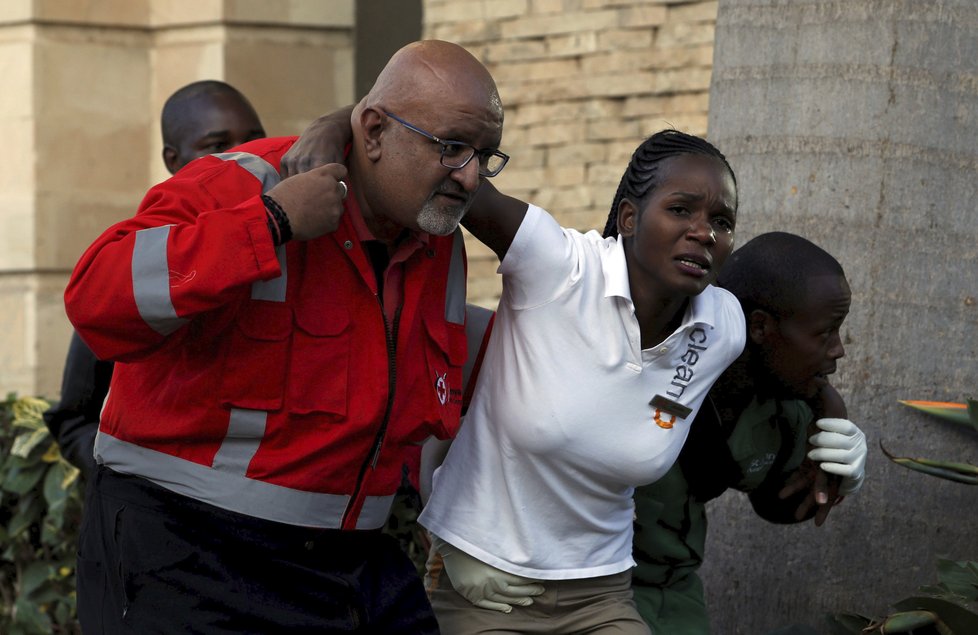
[497,205,581,310]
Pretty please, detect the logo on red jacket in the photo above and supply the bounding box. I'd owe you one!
[435,372,448,405]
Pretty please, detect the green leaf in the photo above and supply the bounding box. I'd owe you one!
[7,494,43,539]
[10,429,50,459]
[42,462,69,508]
[968,399,978,430]
[932,559,978,603]
[899,400,975,428]
[11,596,52,634]
[825,612,873,634]
[879,442,978,485]
[892,596,978,634]
[19,562,51,597]
[1,463,46,495]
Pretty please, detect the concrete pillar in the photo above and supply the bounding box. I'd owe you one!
[702,1,978,631]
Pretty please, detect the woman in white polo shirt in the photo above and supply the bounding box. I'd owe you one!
[419,130,747,634]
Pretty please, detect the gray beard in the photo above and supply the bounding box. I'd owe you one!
[416,197,470,236]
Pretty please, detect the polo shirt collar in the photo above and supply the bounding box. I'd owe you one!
[603,235,720,330]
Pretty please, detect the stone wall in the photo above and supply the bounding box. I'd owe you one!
[424,0,719,306]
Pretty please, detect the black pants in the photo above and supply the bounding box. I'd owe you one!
[77,466,440,634]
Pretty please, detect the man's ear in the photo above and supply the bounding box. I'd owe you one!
[748,309,776,346]
[162,146,180,176]
[359,107,384,161]
[617,199,638,238]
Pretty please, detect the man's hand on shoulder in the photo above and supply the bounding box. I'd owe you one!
[279,106,355,178]
[266,163,348,241]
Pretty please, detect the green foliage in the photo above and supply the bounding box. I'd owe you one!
[828,559,978,634]
[0,393,83,635]
[884,399,978,484]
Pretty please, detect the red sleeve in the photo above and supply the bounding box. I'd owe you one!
[64,140,293,362]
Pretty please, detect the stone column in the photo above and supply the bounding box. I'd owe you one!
[703,1,978,631]
[0,0,354,398]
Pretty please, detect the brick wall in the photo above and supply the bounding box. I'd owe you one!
[424,0,718,306]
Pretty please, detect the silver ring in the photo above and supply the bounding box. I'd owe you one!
[338,180,348,200]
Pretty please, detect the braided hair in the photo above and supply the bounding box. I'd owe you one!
[602,130,736,238]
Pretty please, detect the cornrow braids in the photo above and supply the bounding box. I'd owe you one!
[602,130,736,238]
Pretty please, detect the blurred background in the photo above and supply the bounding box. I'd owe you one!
[0,1,974,632]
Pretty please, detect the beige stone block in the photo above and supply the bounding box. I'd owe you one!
[581,71,657,98]
[545,31,600,57]
[619,5,667,28]
[655,20,715,48]
[492,57,580,83]
[0,192,36,271]
[426,19,500,45]
[224,0,352,27]
[0,114,34,196]
[597,27,654,50]
[623,92,710,118]
[668,1,718,23]
[0,0,32,24]
[493,165,545,190]
[424,1,481,23]
[36,189,146,272]
[34,0,153,27]
[547,141,609,166]
[587,160,627,185]
[648,44,714,70]
[523,119,586,146]
[582,0,671,8]
[649,67,712,93]
[0,272,72,398]
[224,27,355,134]
[501,10,620,39]
[0,275,34,396]
[0,32,34,120]
[587,117,644,141]
[545,164,587,186]
[36,272,73,398]
[581,49,658,74]
[485,0,529,20]
[482,39,547,64]
[641,113,709,137]
[529,0,568,14]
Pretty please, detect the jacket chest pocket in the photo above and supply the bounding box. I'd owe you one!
[288,304,351,417]
[411,318,466,441]
[219,303,292,412]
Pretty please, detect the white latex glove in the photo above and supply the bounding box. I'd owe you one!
[808,418,867,496]
[431,534,545,613]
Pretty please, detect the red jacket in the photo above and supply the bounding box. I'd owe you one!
[65,137,467,530]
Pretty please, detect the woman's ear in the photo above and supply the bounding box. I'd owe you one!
[748,309,776,346]
[617,199,638,238]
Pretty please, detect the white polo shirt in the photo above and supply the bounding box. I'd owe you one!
[419,204,745,580]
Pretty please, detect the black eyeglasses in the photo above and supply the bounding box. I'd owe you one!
[384,112,509,178]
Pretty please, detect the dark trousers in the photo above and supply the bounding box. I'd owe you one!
[77,466,440,634]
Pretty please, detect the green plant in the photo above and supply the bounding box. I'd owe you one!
[828,398,978,633]
[0,393,83,634]
[880,400,978,484]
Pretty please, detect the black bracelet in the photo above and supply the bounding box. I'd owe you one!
[262,194,293,245]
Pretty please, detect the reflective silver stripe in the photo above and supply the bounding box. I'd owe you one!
[251,245,288,301]
[445,229,465,325]
[132,225,188,335]
[214,152,281,194]
[462,304,493,392]
[211,409,267,474]
[94,432,396,529]
[215,151,288,302]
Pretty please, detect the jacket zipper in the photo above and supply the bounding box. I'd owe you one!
[341,299,401,528]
